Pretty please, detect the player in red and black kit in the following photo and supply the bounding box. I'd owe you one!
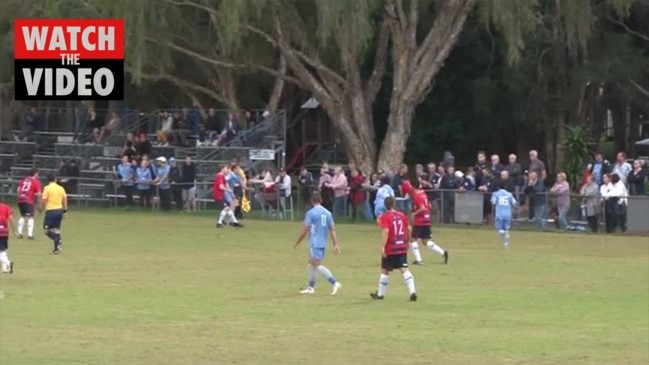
[0,203,15,273]
[371,197,417,301]
[16,168,42,239]
[410,179,449,265]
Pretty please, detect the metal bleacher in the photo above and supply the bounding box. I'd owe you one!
[0,107,287,207]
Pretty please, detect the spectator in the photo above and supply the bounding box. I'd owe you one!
[156,111,174,146]
[443,151,455,168]
[525,171,546,229]
[460,167,476,191]
[589,152,611,186]
[169,158,184,211]
[421,162,438,202]
[580,175,600,232]
[116,155,135,207]
[612,151,632,184]
[319,164,334,212]
[297,166,315,210]
[136,159,153,208]
[98,111,121,143]
[73,102,90,143]
[154,157,172,211]
[180,157,197,212]
[498,170,517,193]
[415,164,425,180]
[275,168,292,218]
[366,173,381,219]
[600,173,618,233]
[528,150,547,181]
[478,168,497,225]
[474,151,488,186]
[135,133,152,157]
[490,154,504,176]
[171,110,190,147]
[58,160,80,194]
[392,164,410,213]
[349,169,371,221]
[243,109,256,128]
[506,153,523,191]
[16,107,40,142]
[613,174,628,232]
[439,166,460,223]
[87,109,104,143]
[204,108,220,144]
[549,172,571,230]
[627,160,646,196]
[327,166,348,218]
[221,112,239,145]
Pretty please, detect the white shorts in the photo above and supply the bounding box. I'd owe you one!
[182,187,196,201]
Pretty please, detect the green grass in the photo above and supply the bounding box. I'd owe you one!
[1,210,648,365]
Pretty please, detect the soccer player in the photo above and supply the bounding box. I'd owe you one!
[213,165,242,228]
[0,203,15,273]
[490,181,517,249]
[410,179,449,265]
[40,174,68,255]
[16,168,42,239]
[371,197,417,301]
[374,176,395,218]
[293,192,342,295]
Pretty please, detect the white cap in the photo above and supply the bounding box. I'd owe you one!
[454,171,464,178]
[156,156,167,163]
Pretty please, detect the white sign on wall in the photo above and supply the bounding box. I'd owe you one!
[249,149,275,161]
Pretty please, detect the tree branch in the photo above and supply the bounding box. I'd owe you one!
[607,16,649,43]
[133,70,232,106]
[364,14,390,109]
[629,77,649,98]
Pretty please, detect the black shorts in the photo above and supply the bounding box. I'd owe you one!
[138,189,152,199]
[43,209,64,230]
[381,254,409,271]
[412,225,432,239]
[0,237,7,251]
[18,202,34,217]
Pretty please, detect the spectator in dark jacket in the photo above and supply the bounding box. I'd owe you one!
[439,166,460,223]
[525,171,546,229]
[478,168,497,225]
[474,151,488,187]
[490,154,505,176]
[180,157,197,212]
[498,170,517,193]
[506,153,523,189]
[169,158,184,211]
[58,160,80,194]
[627,160,646,196]
[589,152,611,186]
[297,166,315,210]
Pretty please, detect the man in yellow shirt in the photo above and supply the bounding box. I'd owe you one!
[40,174,68,254]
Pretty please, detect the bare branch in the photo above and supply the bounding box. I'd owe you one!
[266,53,287,113]
[607,16,649,43]
[630,77,649,98]
[364,15,390,109]
[133,70,232,106]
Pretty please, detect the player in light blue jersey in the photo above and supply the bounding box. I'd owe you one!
[374,176,395,218]
[490,181,518,249]
[294,192,342,295]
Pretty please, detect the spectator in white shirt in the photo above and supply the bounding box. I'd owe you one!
[275,168,292,219]
[611,173,628,233]
[612,151,632,184]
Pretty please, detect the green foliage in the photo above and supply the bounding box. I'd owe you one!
[562,125,595,189]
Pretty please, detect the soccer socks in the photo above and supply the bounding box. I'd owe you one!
[403,270,416,295]
[0,251,10,271]
[501,230,510,249]
[411,241,423,262]
[45,230,56,241]
[377,274,389,297]
[426,240,446,256]
[17,217,25,235]
[227,210,239,224]
[217,210,227,224]
[316,265,336,285]
[27,217,34,237]
[307,265,317,288]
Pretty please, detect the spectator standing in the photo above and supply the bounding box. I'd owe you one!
[222,112,239,145]
[506,153,523,192]
[474,151,488,187]
[478,168,497,225]
[136,159,153,208]
[525,171,546,229]
[549,172,571,230]
[589,152,611,186]
[627,160,646,196]
[156,111,174,146]
[612,152,632,184]
[528,150,547,181]
[327,166,348,218]
[460,168,476,191]
[580,175,600,232]
[204,108,221,144]
[318,164,334,212]
[16,107,40,142]
[135,133,152,157]
[439,166,460,224]
[88,109,104,143]
[155,157,172,211]
[421,163,439,205]
[490,154,504,176]
[297,166,314,210]
[275,168,292,218]
[169,158,184,211]
[498,170,517,193]
[612,174,628,232]
[116,155,135,207]
[392,164,410,213]
[180,157,197,212]
[349,169,371,221]
[58,160,80,194]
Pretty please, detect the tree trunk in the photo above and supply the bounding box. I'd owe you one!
[265,54,287,114]
[377,103,414,173]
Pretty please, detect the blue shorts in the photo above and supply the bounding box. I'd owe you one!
[309,247,326,261]
[44,209,64,230]
[215,195,234,208]
[495,217,511,231]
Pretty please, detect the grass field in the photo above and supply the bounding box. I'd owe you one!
[0,210,648,365]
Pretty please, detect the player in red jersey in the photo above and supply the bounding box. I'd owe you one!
[213,164,242,228]
[0,203,15,273]
[410,179,448,265]
[16,168,42,239]
[370,197,417,301]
